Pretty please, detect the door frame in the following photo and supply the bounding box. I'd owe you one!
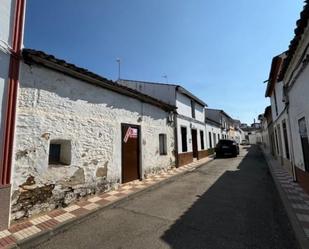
[191,128,198,159]
[298,117,309,172]
[121,123,141,183]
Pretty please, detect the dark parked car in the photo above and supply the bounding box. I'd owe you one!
[215,139,239,157]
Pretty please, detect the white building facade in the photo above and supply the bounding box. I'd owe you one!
[265,53,292,175]
[205,118,221,150]
[118,80,209,166]
[279,5,309,193]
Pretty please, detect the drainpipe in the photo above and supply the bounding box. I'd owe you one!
[1,0,26,186]
[174,112,179,168]
[174,87,179,168]
[0,0,26,230]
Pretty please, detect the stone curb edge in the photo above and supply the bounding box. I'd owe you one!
[261,149,309,249]
[12,156,215,249]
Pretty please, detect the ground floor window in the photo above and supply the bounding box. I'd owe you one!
[181,127,188,152]
[159,134,167,155]
[200,130,205,150]
[282,120,290,159]
[209,132,212,148]
[49,140,71,166]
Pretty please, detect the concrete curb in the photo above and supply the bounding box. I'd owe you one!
[261,149,309,249]
[14,156,215,249]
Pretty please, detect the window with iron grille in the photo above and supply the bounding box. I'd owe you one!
[181,127,188,152]
[209,132,212,148]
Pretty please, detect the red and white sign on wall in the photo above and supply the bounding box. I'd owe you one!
[123,127,138,143]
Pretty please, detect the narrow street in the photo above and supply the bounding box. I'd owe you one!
[34,146,298,249]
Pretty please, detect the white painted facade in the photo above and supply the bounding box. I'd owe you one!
[248,130,262,145]
[11,61,175,220]
[268,77,291,171]
[205,122,221,149]
[118,80,209,163]
[175,91,206,153]
[285,52,309,171]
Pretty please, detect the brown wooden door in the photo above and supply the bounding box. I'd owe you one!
[191,129,198,158]
[122,124,140,183]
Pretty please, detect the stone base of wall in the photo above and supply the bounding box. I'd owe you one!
[178,152,193,167]
[198,150,209,159]
[296,167,309,195]
[0,185,11,230]
[10,175,119,222]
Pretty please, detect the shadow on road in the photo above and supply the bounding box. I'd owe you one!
[161,145,298,249]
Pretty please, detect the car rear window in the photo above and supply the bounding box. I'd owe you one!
[218,140,234,145]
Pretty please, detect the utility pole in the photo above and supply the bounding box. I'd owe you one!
[116,58,121,80]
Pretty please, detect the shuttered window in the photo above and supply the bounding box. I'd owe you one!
[181,127,188,152]
[200,131,205,150]
[159,134,167,155]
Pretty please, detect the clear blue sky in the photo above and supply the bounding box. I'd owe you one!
[24,0,304,124]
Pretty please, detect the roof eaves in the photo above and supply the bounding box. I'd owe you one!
[280,1,309,80]
[119,79,178,87]
[22,49,176,112]
[205,117,221,127]
[176,86,208,107]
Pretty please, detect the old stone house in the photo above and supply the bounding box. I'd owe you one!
[10,49,176,221]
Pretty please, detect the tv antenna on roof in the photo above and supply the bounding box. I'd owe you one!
[162,74,168,83]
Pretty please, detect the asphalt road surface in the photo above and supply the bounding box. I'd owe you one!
[33,145,298,249]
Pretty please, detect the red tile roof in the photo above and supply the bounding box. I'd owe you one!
[279,1,309,80]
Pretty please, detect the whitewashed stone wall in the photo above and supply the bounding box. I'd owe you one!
[11,62,175,220]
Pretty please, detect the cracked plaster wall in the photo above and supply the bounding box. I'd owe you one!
[11,62,175,221]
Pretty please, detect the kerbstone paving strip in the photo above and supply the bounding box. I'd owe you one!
[0,156,213,249]
[263,149,309,247]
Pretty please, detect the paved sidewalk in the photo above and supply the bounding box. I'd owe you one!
[262,149,309,249]
[0,156,213,249]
